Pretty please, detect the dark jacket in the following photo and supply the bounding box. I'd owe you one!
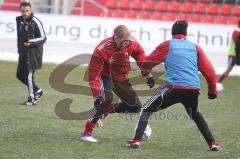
[235,34,240,65]
[16,13,47,70]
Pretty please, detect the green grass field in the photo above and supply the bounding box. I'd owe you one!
[0,61,240,159]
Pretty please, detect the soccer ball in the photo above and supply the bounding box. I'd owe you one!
[216,82,224,92]
[142,125,152,140]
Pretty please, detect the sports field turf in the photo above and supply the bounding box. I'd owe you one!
[0,61,239,159]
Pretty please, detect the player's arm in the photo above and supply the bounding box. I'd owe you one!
[141,41,169,76]
[131,41,156,88]
[131,41,146,68]
[196,45,217,98]
[88,51,104,98]
[28,17,46,46]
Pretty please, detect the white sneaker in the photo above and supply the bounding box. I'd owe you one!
[35,89,44,100]
[210,144,221,152]
[125,140,140,149]
[80,133,97,143]
[23,97,37,106]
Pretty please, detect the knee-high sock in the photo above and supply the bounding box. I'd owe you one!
[218,74,226,83]
[133,110,150,140]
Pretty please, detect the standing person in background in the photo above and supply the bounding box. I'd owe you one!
[217,20,240,91]
[16,1,47,106]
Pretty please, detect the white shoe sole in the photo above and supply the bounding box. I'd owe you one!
[25,101,37,106]
[80,136,97,143]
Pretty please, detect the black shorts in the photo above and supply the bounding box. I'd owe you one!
[142,84,200,113]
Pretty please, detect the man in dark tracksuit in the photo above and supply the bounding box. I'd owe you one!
[16,2,46,105]
[80,25,154,143]
[126,21,221,151]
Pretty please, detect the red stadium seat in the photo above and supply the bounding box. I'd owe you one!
[164,13,176,21]
[71,9,80,15]
[232,5,240,16]
[143,0,155,11]
[126,10,137,19]
[139,11,151,19]
[106,0,117,9]
[177,13,188,21]
[182,2,193,13]
[156,1,168,12]
[190,14,201,23]
[1,0,20,11]
[168,1,180,12]
[195,3,206,14]
[132,0,142,10]
[229,16,239,25]
[202,15,215,23]
[207,4,218,15]
[152,12,162,20]
[112,10,124,18]
[100,9,112,17]
[219,4,231,16]
[118,0,130,9]
[74,0,81,7]
[4,0,20,3]
[0,5,19,11]
[216,16,228,24]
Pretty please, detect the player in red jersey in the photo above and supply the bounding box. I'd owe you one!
[80,25,154,143]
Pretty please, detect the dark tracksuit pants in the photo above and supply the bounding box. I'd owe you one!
[133,84,215,144]
[88,76,142,123]
[16,55,39,98]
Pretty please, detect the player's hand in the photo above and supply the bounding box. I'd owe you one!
[24,42,31,47]
[94,96,104,109]
[208,93,217,99]
[147,76,155,88]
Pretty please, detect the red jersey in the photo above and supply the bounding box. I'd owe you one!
[232,28,240,43]
[88,36,145,97]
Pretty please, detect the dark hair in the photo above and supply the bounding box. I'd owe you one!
[20,1,31,8]
[171,20,188,36]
